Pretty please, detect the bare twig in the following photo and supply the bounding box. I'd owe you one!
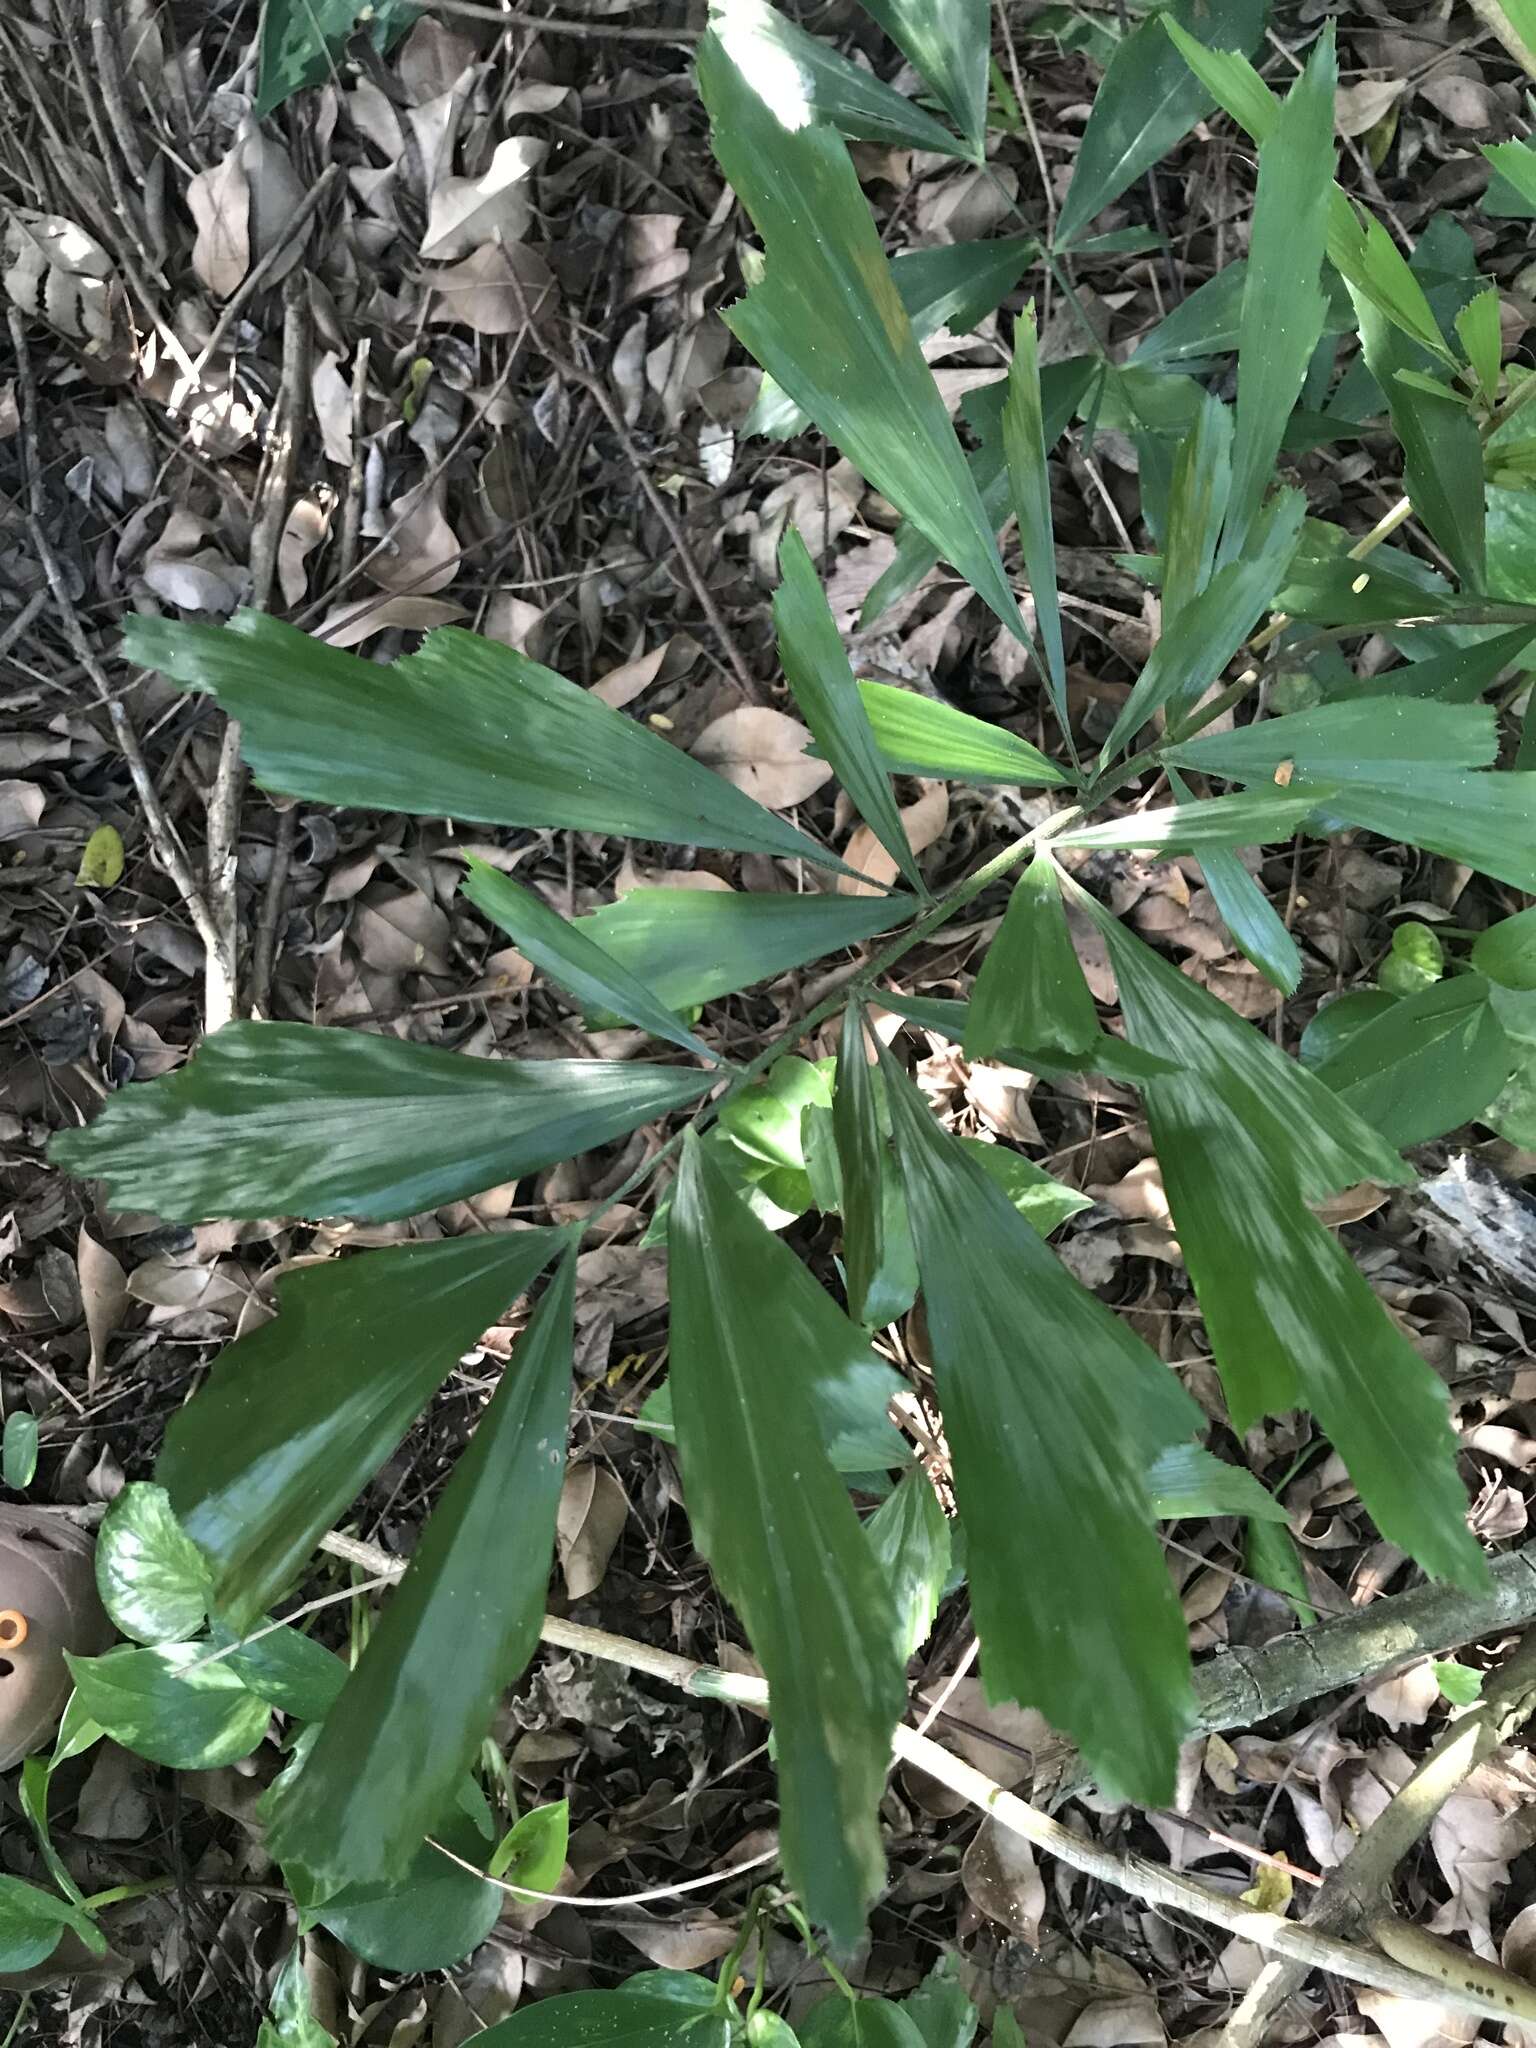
[88,0,148,181]
[431,1,699,41]
[335,339,372,590]
[203,275,310,1031]
[1219,1629,1536,2047]
[248,805,298,1019]
[314,1528,1532,2026]
[7,308,223,970]
[186,166,338,386]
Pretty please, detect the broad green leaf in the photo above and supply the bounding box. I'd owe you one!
[713,0,969,159]
[698,25,1026,642]
[2,1410,37,1490]
[1314,771,1536,893]
[1484,139,1536,210]
[877,992,1179,1086]
[1163,395,1232,621]
[1299,989,1400,1069]
[1434,1658,1485,1706]
[1312,974,1514,1147]
[636,1347,908,1475]
[1219,29,1334,564]
[801,1998,928,2048]
[1162,19,1450,363]
[157,1232,564,1629]
[777,528,920,891]
[1346,625,1536,703]
[1348,297,1485,591]
[1456,288,1502,402]
[1246,1518,1316,1627]
[1133,261,1356,371]
[65,1643,272,1768]
[1474,906,1536,989]
[461,858,716,1063]
[53,1021,711,1224]
[0,1876,100,1973]
[857,683,1068,786]
[750,2015,802,2048]
[1144,1442,1288,1523]
[219,1623,348,1722]
[966,854,1097,1058]
[1054,0,1267,249]
[1488,1052,1536,1145]
[834,1007,895,1328]
[1167,771,1301,993]
[1164,698,1498,783]
[302,1812,500,1972]
[267,1256,574,1891]
[878,1044,1198,1803]
[865,1466,950,1662]
[668,1130,905,1944]
[750,237,1037,440]
[257,0,417,115]
[860,359,1100,628]
[257,1941,336,2048]
[960,1138,1092,1237]
[902,1958,979,2048]
[95,1482,212,1645]
[1099,487,1305,759]
[1079,898,1484,1586]
[489,1798,569,1889]
[856,0,989,147]
[477,1992,731,2048]
[1055,786,1326,854]
[718,1054,832,1169]
[1276,550,1500,629]
[124,612,836,872]
[575,887,912,1015]
[76,823,124,890]
[1003,307,1068,729]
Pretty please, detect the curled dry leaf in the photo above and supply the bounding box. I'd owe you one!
[368,483,461,595]
[428,242,557,338]
[690,706,830,811]
[1335,78,1405,139]
[77,1223,128,1388]
[617,1910,737,1971]
[0,781,45,838]
[555,1462,629,1602]
[839,782,949,896]
[420,136,547,261]
[277,494,331,607]
[961,1816,1046,1946]
[186,148,250,297]
[1365,1660,1441,1731]
[311,350,353,468]
[318,594,468,648]
[592,640,673,710]
[2,212,133,376]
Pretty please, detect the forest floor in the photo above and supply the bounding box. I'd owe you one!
[6,3,1536,2046]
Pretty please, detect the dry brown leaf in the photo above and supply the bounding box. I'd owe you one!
[0,781,45,838]
[311,350,353,468]
[1429,1775,1536,1952]
[2,213,133,373]
[187,149,250,297]
[1418,73,1498,129]
[428,242,557,337]
[626,213,688,300]
[233,123,308,282]
[483,592,546,652]
[420,136,547,261]
[926,1676,1055,1792]
[277,494,330,607]
[555,1463,629,1603]
[1366,1661,1440,1731]
[961,1817,1046,1945]
[1064,1995,1166,2047]
[593,641,672,709]
[690,707,830,811]
[839,782,948,896]
[1357,1989,1478,2048]
[368,484,460,595]
[618,1912,737,1971]
[1336,78,1406,137]
[77,1225,127,1389]
[318,594,468,648]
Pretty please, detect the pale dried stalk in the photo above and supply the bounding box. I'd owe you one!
[314,1529,1533,2025]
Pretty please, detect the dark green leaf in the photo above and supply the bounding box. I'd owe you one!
[1170,775,1300,993]
[1079,897,1484,1587]
[1162,395,1232,621]
[856,0,989,148]
[95,1482,212,1645]
[865,1465,951,1662]
[801,1998,927,2048]
[879,1044,1199,1803]
[1348,296,1486,590]
[157,1231,564,1629]
[777,529,920,890]
[219,1623,348,1723]
[1099,487,1305,758]
[266,1254,574,1892]
[668,1131,905,1944]
[257,0,417,116]
[256,1941,336,2048]
[636,1344,908,1475]
[1484,140,1536,211]
[718,1054,832,1169]
[1474,907,1536,989]
[1313,772,1536,893]
[966,854,1097,1057]
[53,1022,710,1224]
[489,1798,568,1889]
[834,1007,895,1328]
[960,1138,1092,1236]
[1134,261,1356,371]
[1246,1518,1316,1627]
[1220,28,1335,562]
[1003,306,1068,727]
[124,612,835,872]
[1056,786,1326,853]
[1144,1443,1289,1523]
[1344,626,1536,704]
[0,1876,100,1973]
[901,1957,978,2048]
[699,25,1026,641]
[1312,974,1513,1147]
[1456,289,1501,403]
[475,1991,731,2048]
[857,683,1069,786]
[719,0,969,158]
[1299,989,1399,1069]
[2,1410,38,1490]
[304,1812,500,1972]
[65,1643,271,1768]
[1055,0,1267,248]
[461,858,716,1062]
[1165,698,1498,782]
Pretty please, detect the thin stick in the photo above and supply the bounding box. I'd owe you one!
[7,309,224,969]
[1219,1629,1536,2047]
[431,1,698,40]
[312,1529,1528,2026]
